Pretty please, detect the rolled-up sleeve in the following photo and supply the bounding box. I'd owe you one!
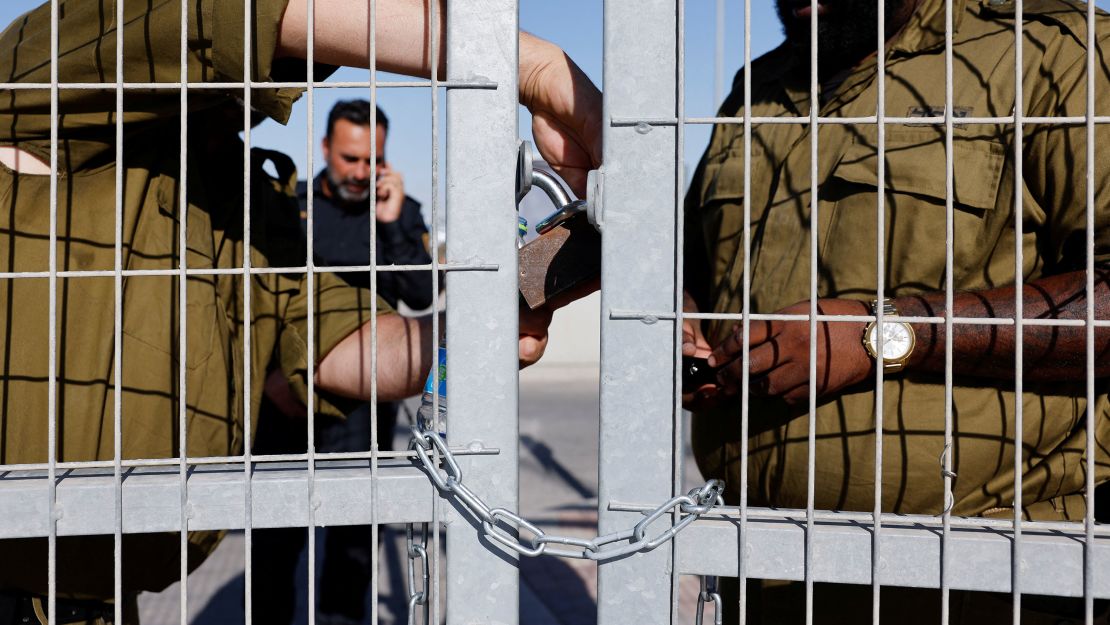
[278,270,394,418]
[0,0,316,169]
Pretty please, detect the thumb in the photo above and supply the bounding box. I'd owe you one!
[682,318,712,358]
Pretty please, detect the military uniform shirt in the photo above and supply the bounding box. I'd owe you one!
[686,0,1110,521]
[0,0,390,598]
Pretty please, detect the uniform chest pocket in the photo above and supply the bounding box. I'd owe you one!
[696,145,767,296]
[830,137,1004,210]
[120,177,220,371]
[155,175,217,267]
[697,146,772,245]
[821,135,1006,292]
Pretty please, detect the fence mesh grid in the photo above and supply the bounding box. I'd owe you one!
[662,0,1105,623]
[0,0,1108,623]
[0,1,466,623]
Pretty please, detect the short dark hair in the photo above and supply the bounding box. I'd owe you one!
[325,100,388,139]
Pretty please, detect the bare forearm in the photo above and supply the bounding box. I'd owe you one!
[900,269,1110,380]
[276,0,446,77]
[315,313,438,402]
[276,1,561,100]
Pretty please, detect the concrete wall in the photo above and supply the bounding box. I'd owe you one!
[532,291,600,369]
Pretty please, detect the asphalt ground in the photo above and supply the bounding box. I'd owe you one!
[136,365,709,624]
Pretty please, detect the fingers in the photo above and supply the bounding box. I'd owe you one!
[682,318,713,358]
[708,319,774,368]
[715,337,802,397]
[532,112,593,197]
[375,169,402,197]
[518,333,549,369]
[520,305,554,337]
[682,384,721,411]
[374,170,404,222]
[681,340,697,357]
[518,304,553,369]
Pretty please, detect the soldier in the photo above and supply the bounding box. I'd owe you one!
[682,0,1110,621]
[0,0,601,623]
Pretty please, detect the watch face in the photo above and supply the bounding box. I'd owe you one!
[868,322,912,360]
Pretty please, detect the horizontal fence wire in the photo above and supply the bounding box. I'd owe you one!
[611,310,1110,327]
[0,447,496,473]
[0,80,495,90]
[0,263,494,280]
[613,115,1107,125]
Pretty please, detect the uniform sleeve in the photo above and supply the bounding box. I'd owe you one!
[277,270,395,418]
[1024,31,1110,270]
[0,0,314,170]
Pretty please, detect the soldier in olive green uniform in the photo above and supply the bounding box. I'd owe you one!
[683,0,1110,621]
[0,0,602,623]
[0,1,395,621]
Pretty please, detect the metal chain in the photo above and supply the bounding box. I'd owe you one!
[694,575,722,625]
[409,426,725,562]
[405,522,430,625]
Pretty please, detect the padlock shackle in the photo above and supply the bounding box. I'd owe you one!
[530,169,573,212]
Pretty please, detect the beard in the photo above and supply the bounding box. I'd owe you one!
[776,0,907,81]
[326,169,373,204]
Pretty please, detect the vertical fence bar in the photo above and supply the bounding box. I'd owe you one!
[366,1,381,624]
[737,0,754,621]
[739,0,754,619]
[805,0,819,620]
[428,0,443,618]
[715,0,725,107]
[47,0,59,622]
[304,0,319,622]
[444,0,520,623]
[241,0,255,620]
[941,0,957,620]
[177,0,191,621]
[1012,0,1025,620]
[113,0,126,621]
[1085,0,1097,619]
[599,0,679,622]
[872,0,888,618]
[672,0,687,622]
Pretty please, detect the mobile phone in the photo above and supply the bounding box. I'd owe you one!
[682,356,719,394]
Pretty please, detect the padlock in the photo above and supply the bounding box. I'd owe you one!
[515,141,601,310]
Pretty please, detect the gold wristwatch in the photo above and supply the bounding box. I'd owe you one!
[862,298,915,373]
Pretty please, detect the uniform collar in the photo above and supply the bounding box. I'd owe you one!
[890,0,969,55]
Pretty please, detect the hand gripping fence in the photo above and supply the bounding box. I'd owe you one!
[408,426,726,561]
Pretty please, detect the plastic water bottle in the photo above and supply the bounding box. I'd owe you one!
[416,340,448,436]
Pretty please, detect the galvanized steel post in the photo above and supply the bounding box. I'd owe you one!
[599,1,680,623]
[445,1,521,623]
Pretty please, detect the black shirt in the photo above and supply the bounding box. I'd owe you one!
[297,172,434,311]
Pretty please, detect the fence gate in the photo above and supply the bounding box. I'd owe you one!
[2,0,1109,624]
[595,0,1110,625]
[597,0,685,623]
[0,0,522,623]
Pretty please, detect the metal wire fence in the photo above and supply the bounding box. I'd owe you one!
[0,0,1107,624]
